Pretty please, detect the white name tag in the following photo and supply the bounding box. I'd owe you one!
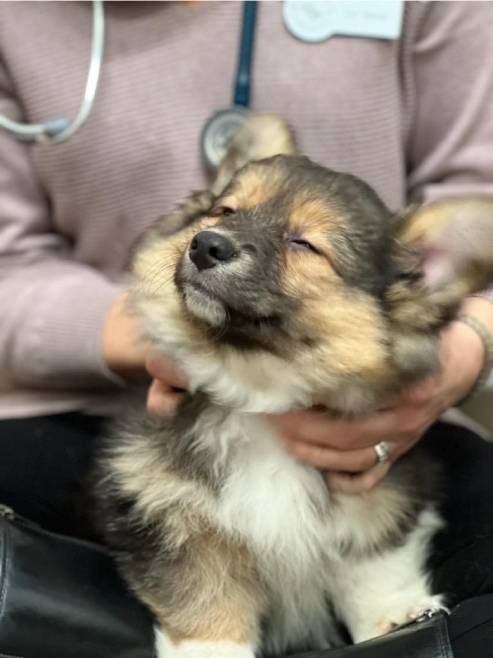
[283,1,404,43]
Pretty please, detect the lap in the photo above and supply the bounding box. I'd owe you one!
[0,414,492,657]
[0,413,492,592]
[423,421,493,604]
[0,412,106,535]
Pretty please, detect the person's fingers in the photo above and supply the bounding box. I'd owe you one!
[285,439,397,472]
[145,354,188,390]
[269,408,400,451]
[147,378,184,416]
[325,462,391,494]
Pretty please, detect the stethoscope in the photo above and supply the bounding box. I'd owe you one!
[0,0,257,175]
[200,0,257,173]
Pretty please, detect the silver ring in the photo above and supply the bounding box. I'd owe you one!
[373,441,390,466]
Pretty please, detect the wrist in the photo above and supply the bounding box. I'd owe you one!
[455,314,493,405]
[102,292,148,379]
[452,296,493,404]
[440,320,484,407]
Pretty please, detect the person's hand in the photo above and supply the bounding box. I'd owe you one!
[102,292,148,378]
[268,314,485,495]
[146,355,188,415]
[102,292,188,409]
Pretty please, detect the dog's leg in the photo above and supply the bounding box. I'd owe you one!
[133,532,264,658]
[152,593,260,658]
[331,507,447,643]
[147,580,262,658]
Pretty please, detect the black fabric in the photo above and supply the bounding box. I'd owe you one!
[448,595,493,658]
[290,612,452,658]
[0,511,155,658]
[425,423,493,606]
[291,596,493,658]
[0,413,105,536]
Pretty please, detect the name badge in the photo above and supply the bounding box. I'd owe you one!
[283,1,404,43]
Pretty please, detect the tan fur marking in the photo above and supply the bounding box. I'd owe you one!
[304,292,388,382]
[144,534,264,645]
[227,167,283,210]
[289,198,337,235]
[280,254,390,404]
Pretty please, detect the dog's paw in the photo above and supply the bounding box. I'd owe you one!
[403,595,449,623]
[374,594,447,636]
[351,594,447,643]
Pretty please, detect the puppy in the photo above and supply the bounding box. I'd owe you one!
[95,123,493,657]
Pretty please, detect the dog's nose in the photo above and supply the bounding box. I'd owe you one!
[189,231,236,271]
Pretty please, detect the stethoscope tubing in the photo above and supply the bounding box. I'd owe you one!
[50,0,105,143]
[0,0,104,143]
[234,0,257,108]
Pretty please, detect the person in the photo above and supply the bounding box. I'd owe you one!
[0,0,492,655]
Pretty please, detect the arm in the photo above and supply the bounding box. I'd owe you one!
[403,1,493,205]
[0,58,124,388]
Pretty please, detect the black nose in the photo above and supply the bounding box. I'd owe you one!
[189,230,236,271]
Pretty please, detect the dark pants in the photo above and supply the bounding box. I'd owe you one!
[0,412,105,537]
[0,414,492,656]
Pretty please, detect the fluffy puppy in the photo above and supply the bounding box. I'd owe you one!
[95,133,493,657]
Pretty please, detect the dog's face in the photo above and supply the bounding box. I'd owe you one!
[133,155,493,413]
[178,157,393,347]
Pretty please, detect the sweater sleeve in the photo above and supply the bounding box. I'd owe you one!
[402,1,493,302]
[0,62,122,389]
[403,1,493,204]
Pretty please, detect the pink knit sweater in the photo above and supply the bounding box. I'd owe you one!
[0,1,492,418]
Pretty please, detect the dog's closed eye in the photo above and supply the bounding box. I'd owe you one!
[212,205,236,217]
[287,236,321,255]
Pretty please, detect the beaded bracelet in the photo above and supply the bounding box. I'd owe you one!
[456,314,493,405]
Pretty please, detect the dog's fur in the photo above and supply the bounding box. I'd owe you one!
[94,117,493,657]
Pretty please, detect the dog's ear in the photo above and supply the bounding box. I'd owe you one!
[388,199,493,331]
[212,113,296,195]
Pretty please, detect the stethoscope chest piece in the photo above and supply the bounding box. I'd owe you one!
[200,107,251,173]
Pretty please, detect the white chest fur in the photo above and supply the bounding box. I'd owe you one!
[196,413,338,651]
[215,415,330,565]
